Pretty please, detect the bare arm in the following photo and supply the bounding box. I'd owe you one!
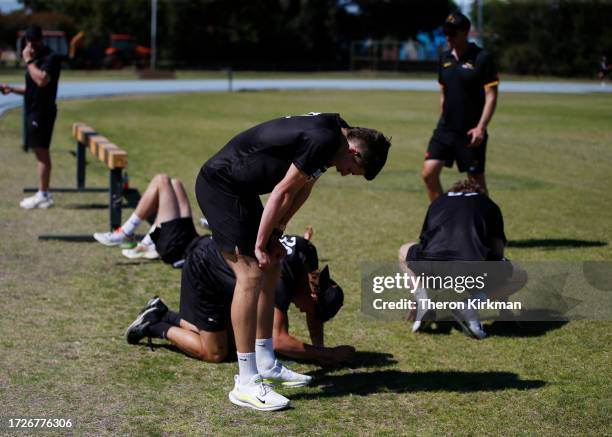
[468,86,498,146]
[272,308,354,365]
[255,164,309,266]
[22,43,50,88]
[439,87,445,116]
[477,86,498,131]
[306,312,324,347]
[278,179,315,228]
[1,84,26,95]
[26,63,50,88]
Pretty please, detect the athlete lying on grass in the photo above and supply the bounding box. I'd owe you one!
[125,228,355,368]
[93,173,200,265]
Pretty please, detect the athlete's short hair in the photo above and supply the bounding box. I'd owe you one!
[448,179,486,194]
[347,127,391,181]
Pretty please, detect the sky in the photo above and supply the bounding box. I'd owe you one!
[0,0,21,13]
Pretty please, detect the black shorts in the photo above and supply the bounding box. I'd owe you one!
[150,217,198,265]
[179,236,231,332]
[26,109,57,150]
[195,170,263,258]
[426,128,487,174]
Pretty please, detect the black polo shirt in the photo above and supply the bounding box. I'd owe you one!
[202,113,349,194]
[25,46,61,115]
[437,43,499,133]
[416,192,506,261]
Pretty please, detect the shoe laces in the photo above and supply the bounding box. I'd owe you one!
[256,379,272,397]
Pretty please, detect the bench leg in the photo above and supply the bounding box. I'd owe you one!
[109,168,123,231]
[77,141,86,189]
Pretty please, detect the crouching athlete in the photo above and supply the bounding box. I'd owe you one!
[125,232,355,369]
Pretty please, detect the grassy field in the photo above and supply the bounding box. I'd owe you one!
[0,89,611,435]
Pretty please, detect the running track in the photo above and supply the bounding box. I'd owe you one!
[1,78,610,116]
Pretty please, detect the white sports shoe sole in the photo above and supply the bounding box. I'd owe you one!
[228,391,289,411]
[261,377,311,388]
[122,248,159,260]
[20,197,54,209]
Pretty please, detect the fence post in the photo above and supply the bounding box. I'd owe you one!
[109,168,123,231]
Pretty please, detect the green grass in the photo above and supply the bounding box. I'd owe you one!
[0,89,610,435]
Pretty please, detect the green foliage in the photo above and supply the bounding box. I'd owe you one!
[483,0,612,77]
[13,0,455,69]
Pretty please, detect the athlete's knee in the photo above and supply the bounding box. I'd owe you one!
[170,178,184,190]
[153,173,171,187]
[422,166,440,185]
[201,348,227,363]
[236,268,264,292]
[398,243,412,262]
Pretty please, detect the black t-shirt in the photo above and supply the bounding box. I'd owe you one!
[189,234,318,312]
[437,43,498,133]
[25,46,62,115]
[274,235,319,313]
[201,113,349,194]
[417,192,506,261]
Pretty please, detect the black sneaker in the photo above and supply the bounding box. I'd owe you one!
[125,307,163,344]
[140,296,168,317]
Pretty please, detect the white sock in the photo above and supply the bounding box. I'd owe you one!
[36,190,49,199]
[237,352,258,385]
[141,233,154,246]
[415,287,428,301]
[255,338,276,373]
[121,213,142,236]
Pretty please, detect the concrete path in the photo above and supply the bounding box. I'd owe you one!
[1,78,610,116]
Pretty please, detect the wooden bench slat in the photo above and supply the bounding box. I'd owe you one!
[74,122,127,170]
[107,150,128,169]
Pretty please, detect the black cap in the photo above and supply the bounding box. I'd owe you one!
[443,12,471,33]
[315,265,344,322]
[25,24,43,41]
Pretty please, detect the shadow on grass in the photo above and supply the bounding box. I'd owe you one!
[507,239,607,249]
[291,370,545,399]
[484,320,568,337]
[408,314,568,338]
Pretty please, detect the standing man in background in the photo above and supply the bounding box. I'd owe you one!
[1,25,62,209]
[421,12,499,201]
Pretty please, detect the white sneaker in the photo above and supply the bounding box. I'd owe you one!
[451,306,487,339]
[260,360,313,388]
[20,193,54,209]
[228,374,290,411]
[410,289,435,333]
[93,228,134,247]
[122,243,159,260]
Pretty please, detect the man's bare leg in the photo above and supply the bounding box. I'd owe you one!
[223,252,263,383]
[166,319,228,363]
[468,172,488,195]
[422,159,445,201]
[171,178,193,219]
[33,147,51,192]
[254,264,281,373]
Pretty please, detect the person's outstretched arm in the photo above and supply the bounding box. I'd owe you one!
[272,308,354,366]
